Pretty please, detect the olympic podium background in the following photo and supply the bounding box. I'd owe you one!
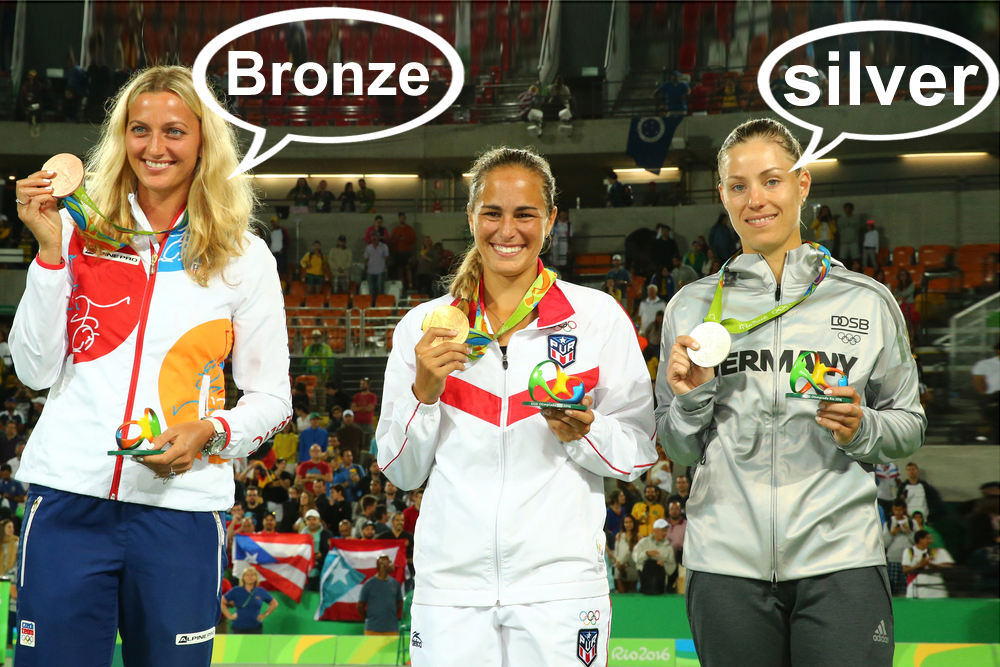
[3,582,992,667]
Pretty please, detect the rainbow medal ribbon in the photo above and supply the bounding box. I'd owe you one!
[688,243,833,369]
[109,408,165,455]
[64,185,171,252]
[464,259,557,361]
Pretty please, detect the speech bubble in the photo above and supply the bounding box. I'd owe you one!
[192,7,465,177]
[756,20,999,171]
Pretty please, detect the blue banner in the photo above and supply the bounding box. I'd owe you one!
[626,116,683,175]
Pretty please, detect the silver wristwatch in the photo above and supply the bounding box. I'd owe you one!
[202,418,227,456]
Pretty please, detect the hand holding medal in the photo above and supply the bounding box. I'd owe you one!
[413,305,474,404]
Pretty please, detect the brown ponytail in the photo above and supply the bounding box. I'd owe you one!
[448,146,557,301]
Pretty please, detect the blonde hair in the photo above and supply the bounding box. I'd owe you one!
[239,565,260,587]
[449,146,557,301]
[0,519,18,574]
[84,65,257,286]
[717,118,804,182]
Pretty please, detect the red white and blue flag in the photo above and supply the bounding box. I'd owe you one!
[314,538,407,621]
[232,533,313,603]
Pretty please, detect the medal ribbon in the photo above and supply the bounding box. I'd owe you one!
[462,258,558,360]
[705,242,831,334]
[64,185,185,251]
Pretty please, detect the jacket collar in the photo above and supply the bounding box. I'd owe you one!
[726,243,840,291]
[127,192,189,240]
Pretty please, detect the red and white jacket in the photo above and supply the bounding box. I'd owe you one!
[376,281,656,607]
[10,195,291,511]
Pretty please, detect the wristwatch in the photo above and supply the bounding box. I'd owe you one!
[201,417,228,456]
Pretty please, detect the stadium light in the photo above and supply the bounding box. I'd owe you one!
[898,152,990,158]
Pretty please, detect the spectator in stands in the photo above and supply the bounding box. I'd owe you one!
[360,521,378,540]
[338,181,357,212]
[322,483,353,530]
[328,235,352,294]
[287,177,312,207]
[548,209,573,270]
[402,488,422,533]
[327,409,344,437]
[300,509,334,591]
[633,518,676,595]
[665,498,686,564]
[838,203,862,263]
[632,484,666,537]
[674,474,690,507]
[908,511,944,554]
[671,256,699,290]
[611,514,640,593]
[2,518,19,588]
[292,491,320,533]
[270,421,297,464]
[373,504,392,536]
[351,378,378,440]
[646,443,672,494]
[313,180,335,213]
[243,486,267,530]
[221,567,278,634]
[358,555,404,635]
[967,493,1000,554]
[338,519,353,539]
[385,511,415,565]
[708,214,737,262]
[0,397,21,429]
[390,212,416,288]
[652,225,680,273]
[636,284,666,336]
[894,269,918,334]
[296,444,333,486]
[298,414,328,463]
[354,496,379,537]
[357,178,376,213]
[683,239,707,277]
[0,463,24,514]
[648,266,676,304]
[901,530,953,598]
[365,215,389,246]
[364,233,390,297]
[602,278,622,305]
[332,447,363,486]
[873,268,887,286]
[883,498,916,595]
[875,462,901,519]
[863,219,879,268]
[336,411,364,462]
[606,490,625,537]
[304,330,334,380]
[606,172,630,208]
[810,205,837,248]
[606,254,632,302]
[644,312,664,360]
[269,216,289,280]
[898,462,944,521]
[700,248,719,277]
[654,71,689,114]
[641,182,660,207]
[518,84,539,120]
[0,421,22,468]
[721,77,739,113]
[325,382,351,412]
[412,236,441,297]
[259,512,278,534]
[279,485,303,533]
[384,480,407,515]
[972,342,1000,443]
[301,240,329,295]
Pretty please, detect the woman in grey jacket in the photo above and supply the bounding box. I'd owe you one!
[655,119,925,667]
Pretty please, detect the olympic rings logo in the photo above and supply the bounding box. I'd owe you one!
[579,610,601,625]
[552,321,577,332]
[838,332,861,345]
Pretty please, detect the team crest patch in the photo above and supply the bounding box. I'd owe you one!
[20,620,35,647]
[577,628,599,666]
[548,334,577,368]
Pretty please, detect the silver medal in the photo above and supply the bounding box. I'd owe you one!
[688,321,732,368]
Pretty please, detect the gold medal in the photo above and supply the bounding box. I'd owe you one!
[421,305,469,346]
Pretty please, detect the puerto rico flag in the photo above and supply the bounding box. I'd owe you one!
[232,533,313,603]
[314,538,407,621]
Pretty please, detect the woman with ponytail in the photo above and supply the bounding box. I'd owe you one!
[377,147,656,667]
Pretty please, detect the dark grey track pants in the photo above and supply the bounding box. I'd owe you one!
[686,566,894,667]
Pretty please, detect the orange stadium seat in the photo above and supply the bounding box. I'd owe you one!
[304,293,328,308]
[289,282,306,298]
[956,243,1000,267]
[328,294,350,309]
[375,294,396,307]
[284,294,303,309]
[353,294,373,310]
[892,246,914,267]
[575,254,611,275]
[918,245,953,269]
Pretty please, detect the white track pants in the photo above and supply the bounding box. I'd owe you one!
[409,595,612,667]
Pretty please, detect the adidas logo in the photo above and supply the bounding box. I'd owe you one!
[872,620,889,643]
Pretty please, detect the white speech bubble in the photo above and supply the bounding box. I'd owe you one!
[192,8,465,177]
[756,20,999,171]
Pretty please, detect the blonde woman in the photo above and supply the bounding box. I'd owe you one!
[10,66,291,666]
[221,566,278,635]
[656,118,924,667]
[377,147,656,666]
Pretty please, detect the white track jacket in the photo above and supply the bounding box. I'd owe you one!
[376,281,656,607]
[10,196,291,511]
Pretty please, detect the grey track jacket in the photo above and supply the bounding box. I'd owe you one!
[655,244,925,583]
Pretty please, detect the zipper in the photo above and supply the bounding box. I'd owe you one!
[20,496,43,587]
[110,228,174,499]
[213,511,225,594]
[494,341,509,604]
[769,275,783,588]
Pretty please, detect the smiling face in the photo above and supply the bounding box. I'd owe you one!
[469,166,555,283]
[242,568,259,586]
[126,92,202,203]
[719,138,811,261]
